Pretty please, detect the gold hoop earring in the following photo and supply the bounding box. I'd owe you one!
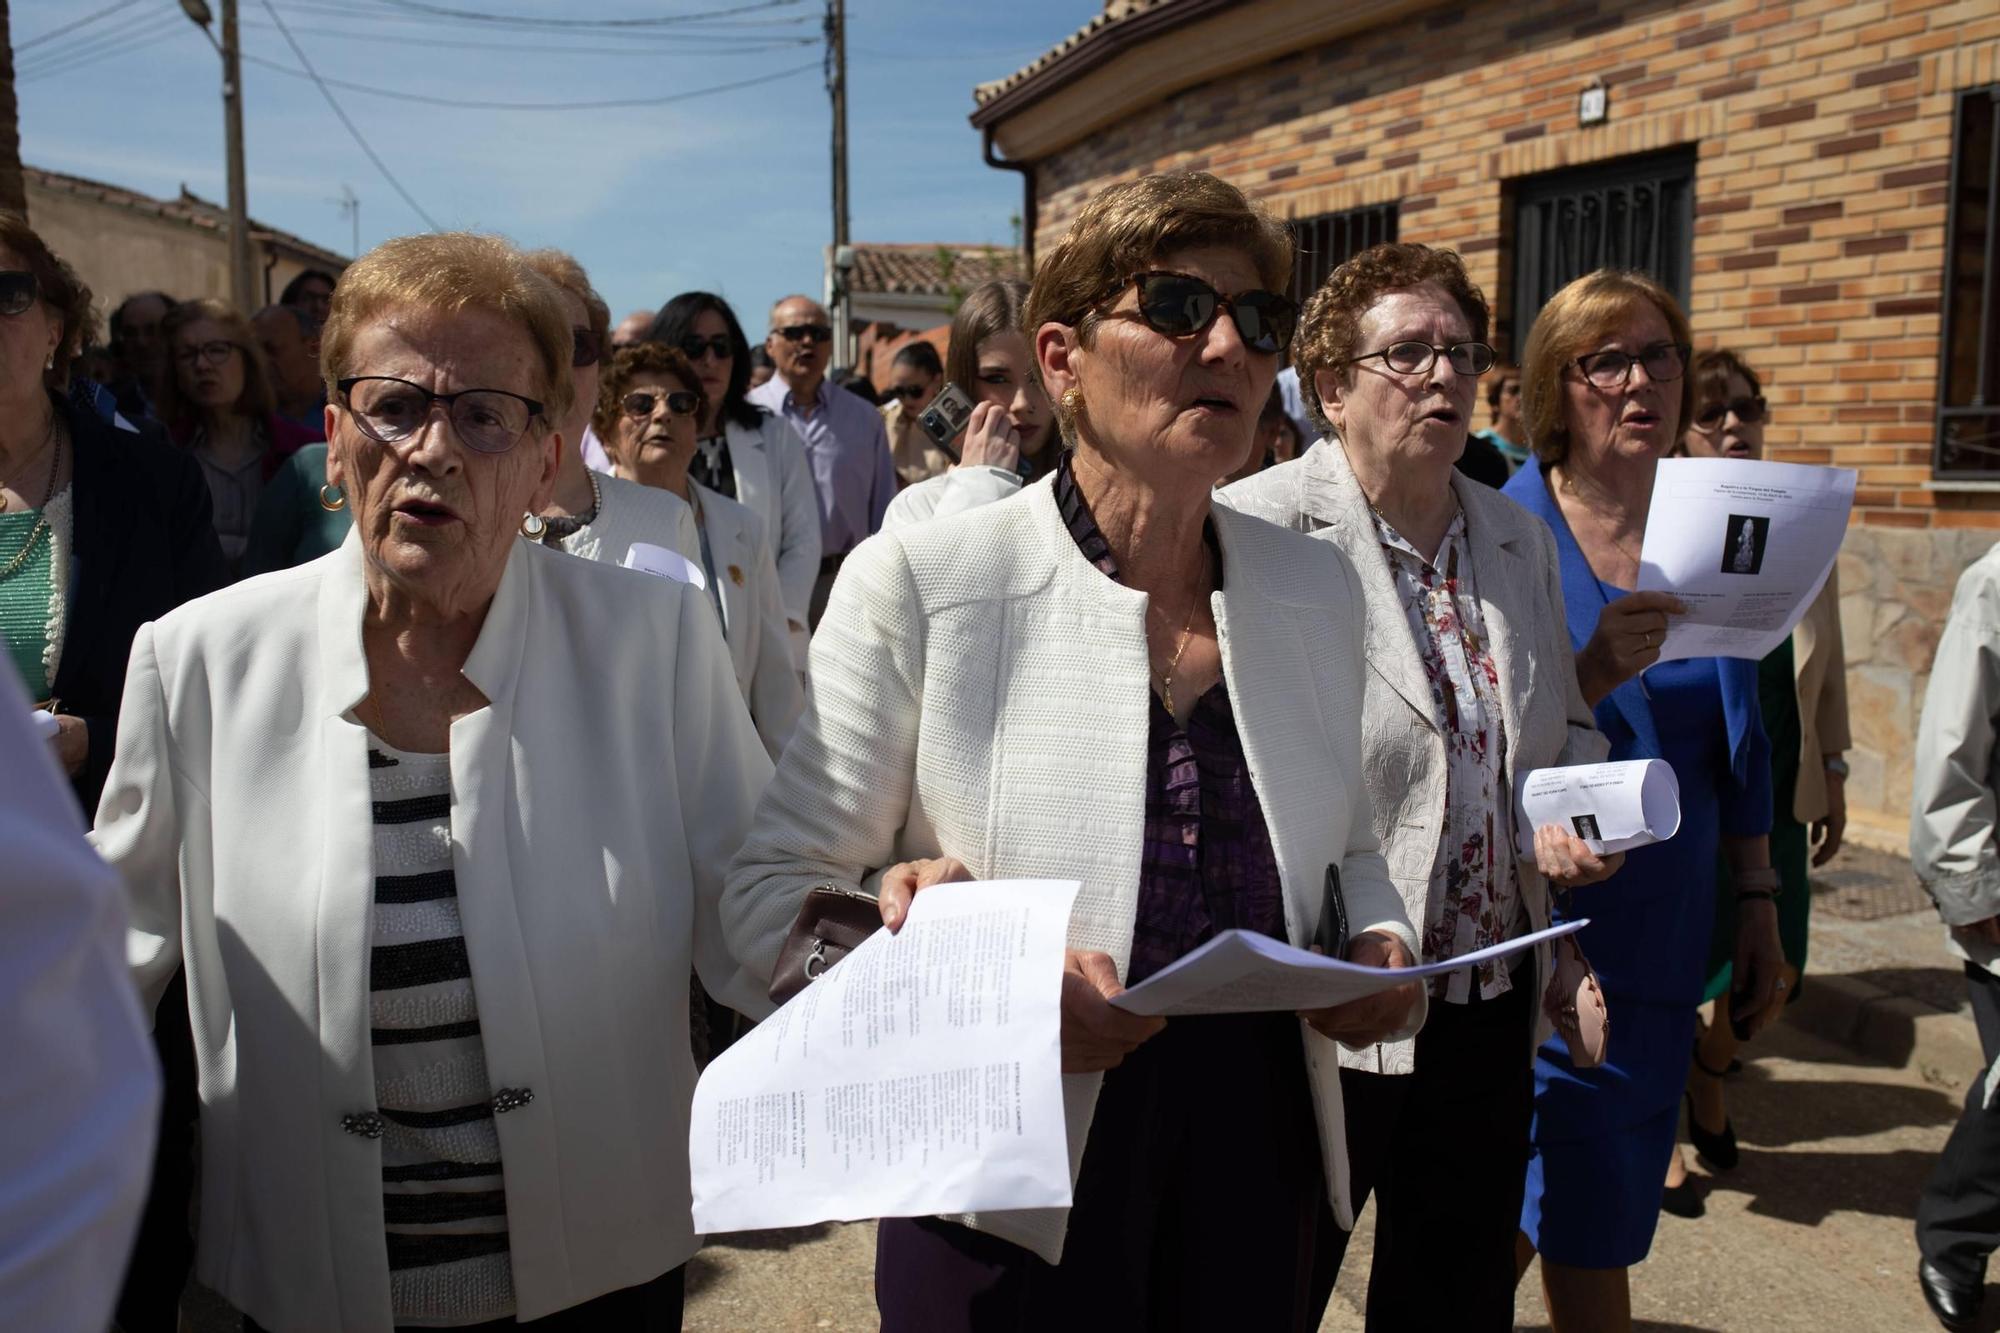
[520,513,548,540]
[318,484,346,512]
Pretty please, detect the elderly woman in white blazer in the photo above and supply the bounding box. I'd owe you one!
[1222,242,1614,1332]
[726,171,1422,1332]
[90,233,773,1333]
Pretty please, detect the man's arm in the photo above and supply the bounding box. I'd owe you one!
[1913,552,2000,929]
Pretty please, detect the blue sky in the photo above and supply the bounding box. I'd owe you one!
[13,0,1085,325]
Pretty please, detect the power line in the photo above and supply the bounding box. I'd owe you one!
[239,16,816,55]
[256,0,442,233]
[267,0,813,41]
[17,10,191,81]
[371,0,806,29]
[239,50,821,111]
[16,0,143,51]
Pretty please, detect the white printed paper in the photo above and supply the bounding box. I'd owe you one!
[26,709,58,741]
[689,879,1079,1234]
[623,540,707,590]
[1635,458,1855,661]
[1518,759,1681,856]
[1108,919,1585,1018]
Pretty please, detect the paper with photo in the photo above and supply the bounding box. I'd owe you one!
[1108,919,1586,1018]
[1634,458,1854,661]
[1518,759,1681,856]
[689,879,1078,1235]
[623,541,707,590]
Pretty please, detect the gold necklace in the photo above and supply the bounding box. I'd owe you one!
[0,409,60,516]
[0,424,64,580]
[1156,594,1200,719]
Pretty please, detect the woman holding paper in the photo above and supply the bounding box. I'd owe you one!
[1501,271,1786,1330]
[91,232,774,1332]
[1221,240,1620,1330]
[725,170,1424,1331]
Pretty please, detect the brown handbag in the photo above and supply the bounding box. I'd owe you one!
[769,886,882,1005]
[1543,931,1610,1069]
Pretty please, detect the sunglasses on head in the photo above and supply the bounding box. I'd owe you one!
[622,389,698,418]
[0,270,38,317]
[775,323,832,345]
[678,335,733,362]
[1691,395,1768,431]
[1097,271,1297,355]
[572,326,602,369]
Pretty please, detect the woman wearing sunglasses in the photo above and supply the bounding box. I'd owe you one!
[595,341,800,760]
[880,340,953,487]
[1221,241,1617,1331]
[92,232,775,1333]
[648,291,822,668]
[1660,348,1849,1216]
[726,170,1421,1329]
[1499,274,1785,1331]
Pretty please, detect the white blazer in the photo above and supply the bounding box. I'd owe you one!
[90,532,775,1332]
[1222,441,1608,1071]
[724,411,822,663]
[880,464,1022,532]
[723,477,1422,1264]
[693,480,804,759]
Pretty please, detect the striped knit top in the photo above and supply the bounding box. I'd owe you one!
[366,739,515,1326]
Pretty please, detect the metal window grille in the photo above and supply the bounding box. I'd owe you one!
[1289,203,1399,306]
[1937,84,2000,477]
[1511,148,1696,347]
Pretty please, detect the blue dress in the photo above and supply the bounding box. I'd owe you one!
[1502,456,1771,1268]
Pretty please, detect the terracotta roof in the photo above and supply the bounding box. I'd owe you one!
[25,164,348,268]
[971,0,1223,128]
[849,243,1025,298]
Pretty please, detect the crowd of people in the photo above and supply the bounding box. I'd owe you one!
[12,156,1955,1333]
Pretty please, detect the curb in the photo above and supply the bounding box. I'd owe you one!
[1788,971,1986,1091]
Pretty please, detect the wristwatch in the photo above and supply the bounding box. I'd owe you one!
[1824,756,1850,779]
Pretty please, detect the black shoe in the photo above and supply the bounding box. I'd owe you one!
[1660,1178,1703,1219]
[1684,1089,1739,1171]
[1918,1258,1981,1330]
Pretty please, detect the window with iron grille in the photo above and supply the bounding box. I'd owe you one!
[1289,203,1398,306]
[1511,147,1696,348]
[1938,84,2000,478]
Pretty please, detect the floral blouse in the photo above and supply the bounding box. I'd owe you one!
[1372,505,1524,1003]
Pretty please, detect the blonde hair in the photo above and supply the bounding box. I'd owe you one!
[159,297,276,434]
[1521,270,1693,466]
[521,247,609,366]
[320,232,573,426]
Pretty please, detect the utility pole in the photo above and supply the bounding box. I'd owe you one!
[825,0,851,365]
[221,0,254,310]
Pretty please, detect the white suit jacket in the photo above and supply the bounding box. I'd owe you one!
[693,480,803,758]
[91,532,774,1331]
[723,476,1421,1263]
[724,411,821,663]
[1223,440,1607,1072]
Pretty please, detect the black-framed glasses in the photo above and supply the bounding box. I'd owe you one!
[0,270,37,317]
[173,340,242,368]
[1097,270,1296,355]
[1574,341,1691,389]
[621,389,698,418]
[572,326,602,369]
[887,383,932,401]
[775,323,832,344]
[678,335,733,363]
[337,376,544,455]
[1691,395,1768,431]
[1346,340,1496,377]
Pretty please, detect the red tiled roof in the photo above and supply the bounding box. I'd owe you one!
[971,0,1219,127]
[25,164,348,267]
[850,243,1026,297]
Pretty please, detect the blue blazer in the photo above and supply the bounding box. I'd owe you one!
[1502,454,1771,839]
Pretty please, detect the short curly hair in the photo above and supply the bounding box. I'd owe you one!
[1293,242,1490,432]
[0,212,95,389]
[592,342,708,445]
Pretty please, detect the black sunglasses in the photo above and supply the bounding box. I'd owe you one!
[0,270,37,317]
[678,335,733,362]
[572,326,603,369]
[1692,395,1768,431]
[887,384,932,400]
[775,323,833,344]
[622,389,698,418]
[1096,271,1297,355]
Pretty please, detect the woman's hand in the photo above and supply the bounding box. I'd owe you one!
[1531,823,1624,889]
[1061,950,1166,1072]
[1300,931,1422,1047]
[52,713,87,777]
[1730,897,1787,1038]
[956,401,1021,472]
[1811,768,1847,867]
[1575,591,1688,706]
[877,856,972,932]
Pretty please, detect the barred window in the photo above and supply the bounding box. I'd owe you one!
[1938,84,2000,477]
[1289,203,1399,306]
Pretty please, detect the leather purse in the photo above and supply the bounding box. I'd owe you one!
[769,886,882,1006]
[1542,932,1610,1069]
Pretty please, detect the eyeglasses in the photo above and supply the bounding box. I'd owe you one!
[1096,271,1297,356]
[1573,342,1691,389]
[678,335,733,363]
[887,384,932,401]
[0,270,38,317]
[774,323,833,344]
[572,326,602,369]
[337,375,543,455]
[1346,340,1496,377]
[621,388,698,418]
[174,340,242,368]
[1691,395,1768,432]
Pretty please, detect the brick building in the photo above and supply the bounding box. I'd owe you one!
[830,242,1027,384]
[971,0,2000,844]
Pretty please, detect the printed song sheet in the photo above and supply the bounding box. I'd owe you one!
[1635,458,1855,661]
[1109,919,1585,1018]
[1517,759,1682,856]
[623,540,707,590]
[689,879,1079,1234]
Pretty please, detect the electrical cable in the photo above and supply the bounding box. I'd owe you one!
[239,16,815,56]
[16,0,143,52]
[268,0,813,41]
[239,50,820,111]
[370,0,806,29]
[17,10,191,81]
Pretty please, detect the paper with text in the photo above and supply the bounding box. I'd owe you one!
[689,879,1079,1234]
[623,541,707,590]
[1518,759,1681,856]
[1635,457,1854,662]
[1109,919,1585,1018]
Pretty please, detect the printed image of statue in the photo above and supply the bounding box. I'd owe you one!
[1718,512,1769,576]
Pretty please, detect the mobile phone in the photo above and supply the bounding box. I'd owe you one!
[917,381,975,462]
